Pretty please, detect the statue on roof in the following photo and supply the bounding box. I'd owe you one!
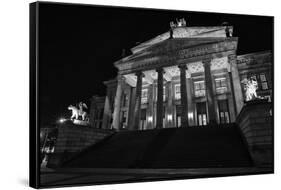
[170,18,187,29]
[225,26,233,37]
[170,21,176,28]
[178,18,186,27]
[68,102,88,121]
[222,22,233,37]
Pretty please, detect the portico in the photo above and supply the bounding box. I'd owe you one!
[104,26,243,130]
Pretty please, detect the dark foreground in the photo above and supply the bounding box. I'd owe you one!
[41,167,272,187]
[42,124,273,187]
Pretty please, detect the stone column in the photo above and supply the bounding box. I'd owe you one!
[127,87,136,130]
[112,75,124,130]
[203,58,217,125]
[102,90,111,129]
[186,72,194,126]
[133,71,143,130]
[226,71,236,123]
[156,68,164,128]
[179,64,189,127]
[228,54,244,115]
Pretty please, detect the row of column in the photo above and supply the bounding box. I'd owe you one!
[112,59,218,130]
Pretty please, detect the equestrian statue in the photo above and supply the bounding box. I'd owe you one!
[68,102,88,121]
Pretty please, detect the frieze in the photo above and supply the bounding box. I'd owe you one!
[237,58,256,65]
[237,52,272,66]
[116,38,237,66]
[117,40,237,72]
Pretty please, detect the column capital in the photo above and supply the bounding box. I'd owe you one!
[178,64,187,70]
[227,54,237,72]
[227,54,237,61]
[202,57,212,64]
[135,71,144,78]
[116,74,125,82]
[156,67,164,73]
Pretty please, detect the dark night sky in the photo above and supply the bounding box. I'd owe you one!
[38,2,273,126]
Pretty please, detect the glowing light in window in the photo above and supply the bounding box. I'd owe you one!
[148,116,153,123]
[167,114,173,121]
[188,112,193,119]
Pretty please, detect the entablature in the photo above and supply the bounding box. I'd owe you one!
[115,38,237,75]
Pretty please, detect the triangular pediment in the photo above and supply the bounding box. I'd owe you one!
[120,37,228,63]
[131,26,232,54]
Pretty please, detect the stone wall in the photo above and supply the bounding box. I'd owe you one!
[236,100,273,167]
[47,123,115,168]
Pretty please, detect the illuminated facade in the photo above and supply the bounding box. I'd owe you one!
[99,25,272,130]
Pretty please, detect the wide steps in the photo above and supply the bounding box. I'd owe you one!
[64,124,253,169]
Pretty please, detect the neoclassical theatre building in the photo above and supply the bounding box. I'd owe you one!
[90,24,272,131]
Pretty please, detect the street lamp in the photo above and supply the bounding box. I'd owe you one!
[58,118,66,123]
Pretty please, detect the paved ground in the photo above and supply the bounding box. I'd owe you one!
[40,167,272,187]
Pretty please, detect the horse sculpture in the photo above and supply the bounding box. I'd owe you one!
[68,105,88,121]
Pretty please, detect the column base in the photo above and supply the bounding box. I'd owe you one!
[208,120,217,126]
[155,124,163,129]
[181,121,189,127]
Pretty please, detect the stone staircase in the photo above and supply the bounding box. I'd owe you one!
[63,123,253,169]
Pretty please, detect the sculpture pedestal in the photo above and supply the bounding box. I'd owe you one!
[236,99,273,168]
[47,123,115,168]
[73,119,90,126]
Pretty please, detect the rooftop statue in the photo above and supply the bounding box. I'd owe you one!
[241,77,259,101]
[170,18,187,28]
[225,26,233,37]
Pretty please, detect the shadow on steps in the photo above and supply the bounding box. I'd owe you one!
[63,123,253,169]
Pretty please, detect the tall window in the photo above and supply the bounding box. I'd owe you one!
[218,100,230,124]
[194,81,205,97]
[140,109,146,130]
[121,110,127,129]
[215,77,227,94]
[259,73,268,90]
[95,109,99,119]
[176,105,181,127]
[141,89,148,104]
[175,84,181,100]
[99,108,104,119]
[163,86,166,101]
[196,102,207,126]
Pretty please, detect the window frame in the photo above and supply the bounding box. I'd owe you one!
[194,80,205,97]
[141,88,148,104]
[174,84,181,100]
[215,77,227,94]
[259,73,269,90]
